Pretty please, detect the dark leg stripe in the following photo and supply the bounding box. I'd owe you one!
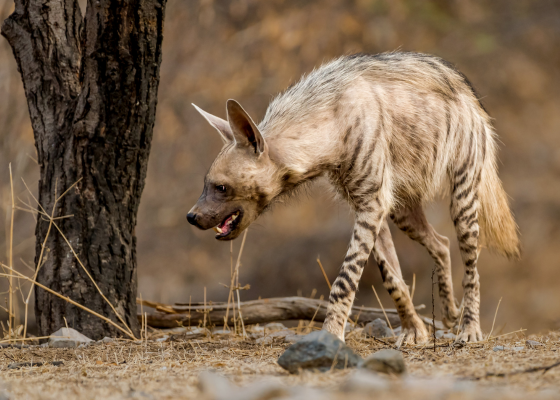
[334,279,349,294]
[338,271,357,291]
[347,264,359,274]
[357,221,375,231]
[344,253,359,262]
[453,196,476,225]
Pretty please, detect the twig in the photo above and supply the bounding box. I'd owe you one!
[203,287,207,329]
[486,297,502,340]
[410,273,416,301]
[431,265,436,351]
[225,241,235,331]
[317,256,332,290]
[234,230,249,338]
[20,178,134,339]
[8,163,15,340]
[371,285,395,336]
[486,360,560,377]
[0,267,134,339]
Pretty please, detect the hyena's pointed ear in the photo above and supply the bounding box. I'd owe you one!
[226,99,267,156]
[192,104,235,144]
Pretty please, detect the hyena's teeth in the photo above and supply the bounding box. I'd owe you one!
[231,214,238,221]
[213,226,223,233]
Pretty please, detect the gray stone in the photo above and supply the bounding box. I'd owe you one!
[256,329,293,345]
[264,322,286,332]
[284,334,304,343]
[197,371,287,400]
[493,345,524,352]
[48,327,92,348]
[197,371,232,400]
[102,336,114,343]
[526,340,543,348]
[359,349,406,374]
[277,330,363,374]
[364,319,392,338]
[341,370,390,393]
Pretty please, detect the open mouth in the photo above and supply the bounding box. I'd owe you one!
[212,211,241,238]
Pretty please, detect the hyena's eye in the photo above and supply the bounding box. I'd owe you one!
[216,185,227,193]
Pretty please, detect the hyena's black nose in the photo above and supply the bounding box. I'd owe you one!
[186,212,198,226]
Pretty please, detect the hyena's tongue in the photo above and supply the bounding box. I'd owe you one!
[213,213,238,235]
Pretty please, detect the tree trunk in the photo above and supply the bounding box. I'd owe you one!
[1,0,166,339]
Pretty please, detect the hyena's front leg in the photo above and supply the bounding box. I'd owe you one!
[372,220,429,346]
[323,210,384,341]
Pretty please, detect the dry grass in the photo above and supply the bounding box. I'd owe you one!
[0,328,558,399]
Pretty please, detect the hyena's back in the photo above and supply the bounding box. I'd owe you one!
[262,52,520,258]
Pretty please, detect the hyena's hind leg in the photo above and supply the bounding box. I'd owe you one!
[390,205,461,328]
[450,168,483,342]
[372,219,429,346]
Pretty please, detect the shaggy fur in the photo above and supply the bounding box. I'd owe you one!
[188,51,520,345]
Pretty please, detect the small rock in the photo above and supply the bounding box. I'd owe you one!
[526,340,543,348]
[197,371,232,399]
[364,319,392,338]
[256,329,293,345]
[8,361,64,369]
[102,337,114,343]
[198,371,287,400]
[48,327,93,348]
[286,386,329,400]
[264,323,286,332]
[359,349,406,374]
[341,370,390,393]
[230,380,286,400]
[493,345,524,352]
[284,334,304,343]
[277,330,363,373]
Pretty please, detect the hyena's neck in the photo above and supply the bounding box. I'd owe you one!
[262,113,342,193]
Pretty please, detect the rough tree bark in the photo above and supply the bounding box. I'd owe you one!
[1,0,166,339]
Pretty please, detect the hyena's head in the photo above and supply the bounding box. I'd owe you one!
[187,100,281,241]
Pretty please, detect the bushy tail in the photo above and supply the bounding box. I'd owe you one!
[478,131,521,260]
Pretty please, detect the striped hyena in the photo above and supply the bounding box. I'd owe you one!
[187,52,520,345]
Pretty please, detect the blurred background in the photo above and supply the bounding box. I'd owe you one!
[1,0,559,334]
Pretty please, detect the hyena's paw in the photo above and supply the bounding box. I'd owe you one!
[395,316,429,348]
[455,322,483,343]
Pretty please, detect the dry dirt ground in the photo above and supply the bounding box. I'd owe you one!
[0,328,559,400]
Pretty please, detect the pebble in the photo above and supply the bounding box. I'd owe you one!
[364,319,392,338]
[341,370,390,392]
[493,345,524,352]
[256,329,293,345]
[277,330,362,373]
[197,371,287,400]
[48,327,93,348]
[359,349,406,374]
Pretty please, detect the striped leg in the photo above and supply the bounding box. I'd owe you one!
[451,172,483,342]
[323,209,385,341]
[373,219,429,346]
[391,206,460,328]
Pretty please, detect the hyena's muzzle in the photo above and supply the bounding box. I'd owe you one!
[187,195,245,241]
